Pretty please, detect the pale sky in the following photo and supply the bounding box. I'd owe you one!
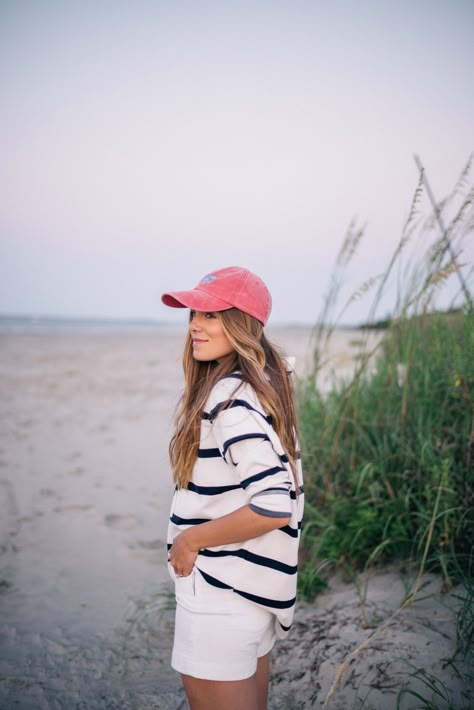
[1,0,473,325]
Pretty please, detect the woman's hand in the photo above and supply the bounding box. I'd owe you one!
[169,505,291,578]
[168,530,200,577]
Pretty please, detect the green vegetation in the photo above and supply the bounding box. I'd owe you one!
[296,159,474,707]
[297,158,474,631]
[396,665,463,709]
[299,309,473,597]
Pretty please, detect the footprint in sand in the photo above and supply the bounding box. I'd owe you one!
[39,488,56,497]
[126,539,165,564]
[104,514,139,531]
[53,504,95,513]
[128,539,165,550]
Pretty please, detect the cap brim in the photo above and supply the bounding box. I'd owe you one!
[161,288,232,312]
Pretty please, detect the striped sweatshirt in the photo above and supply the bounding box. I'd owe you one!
[167,373,304,638]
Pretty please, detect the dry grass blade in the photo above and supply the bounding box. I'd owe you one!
[445,152,473,204]
[336,273,384,322]
[310,218,368,375]
[322,563,446,708]
[404,261,466,312]
[336,218,365,268]
[322,606,405,707]
[428,262,467,286]
[402,169,425,234]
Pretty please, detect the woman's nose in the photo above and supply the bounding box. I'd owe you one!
[189,313,202,331]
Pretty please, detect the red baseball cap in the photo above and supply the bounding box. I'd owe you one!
[161,266,272,325]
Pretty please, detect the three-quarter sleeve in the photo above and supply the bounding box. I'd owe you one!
[209,385,292,519]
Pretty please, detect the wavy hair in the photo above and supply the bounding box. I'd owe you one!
[169,308,300,489]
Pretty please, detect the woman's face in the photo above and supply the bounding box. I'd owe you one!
[188,310,235,362]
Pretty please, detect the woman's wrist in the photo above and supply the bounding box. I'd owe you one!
[182,526,202,552]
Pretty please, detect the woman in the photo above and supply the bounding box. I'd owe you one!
[162,266,304,710]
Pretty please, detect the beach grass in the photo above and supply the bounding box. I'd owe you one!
[297,156,474,676]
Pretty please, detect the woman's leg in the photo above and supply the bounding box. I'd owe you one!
[181,655,271,710]
[181,674,260,710]
[256,652,271,709]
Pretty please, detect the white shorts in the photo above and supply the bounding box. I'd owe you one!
[171,566,277,681]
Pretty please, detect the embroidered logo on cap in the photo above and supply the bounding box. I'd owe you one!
[201,274,217,284]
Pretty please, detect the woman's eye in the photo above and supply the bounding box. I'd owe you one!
[189,310,215,320]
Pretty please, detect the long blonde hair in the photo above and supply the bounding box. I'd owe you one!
[169,308,300,489]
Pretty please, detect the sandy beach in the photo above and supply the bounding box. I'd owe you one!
[0,323,471,709]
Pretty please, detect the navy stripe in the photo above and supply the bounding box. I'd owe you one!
[280,452,302,462]
[198,569,296,609]
[198,569,232,590]
[222,433,269,458]
[249,503,291,518]
[198,447,222,458]
[255,486,291,494]
[290,485,304,499]
[279,621,292,632]
[199,548,297,575]
[170,513,211,526]
[204,399,272,424]
[235,588,296,609]
[279,521,302,538]
[241,466,287,489]
[187,481,241,496]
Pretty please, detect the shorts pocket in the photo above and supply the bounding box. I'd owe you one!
[174,567,198,603]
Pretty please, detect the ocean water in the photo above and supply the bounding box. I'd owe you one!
[0,314,184,334]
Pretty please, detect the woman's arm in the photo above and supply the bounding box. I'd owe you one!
[168,505,290,577]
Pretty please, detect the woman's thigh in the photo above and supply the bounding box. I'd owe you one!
[182,671,259,710]
[182,653,270,710]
